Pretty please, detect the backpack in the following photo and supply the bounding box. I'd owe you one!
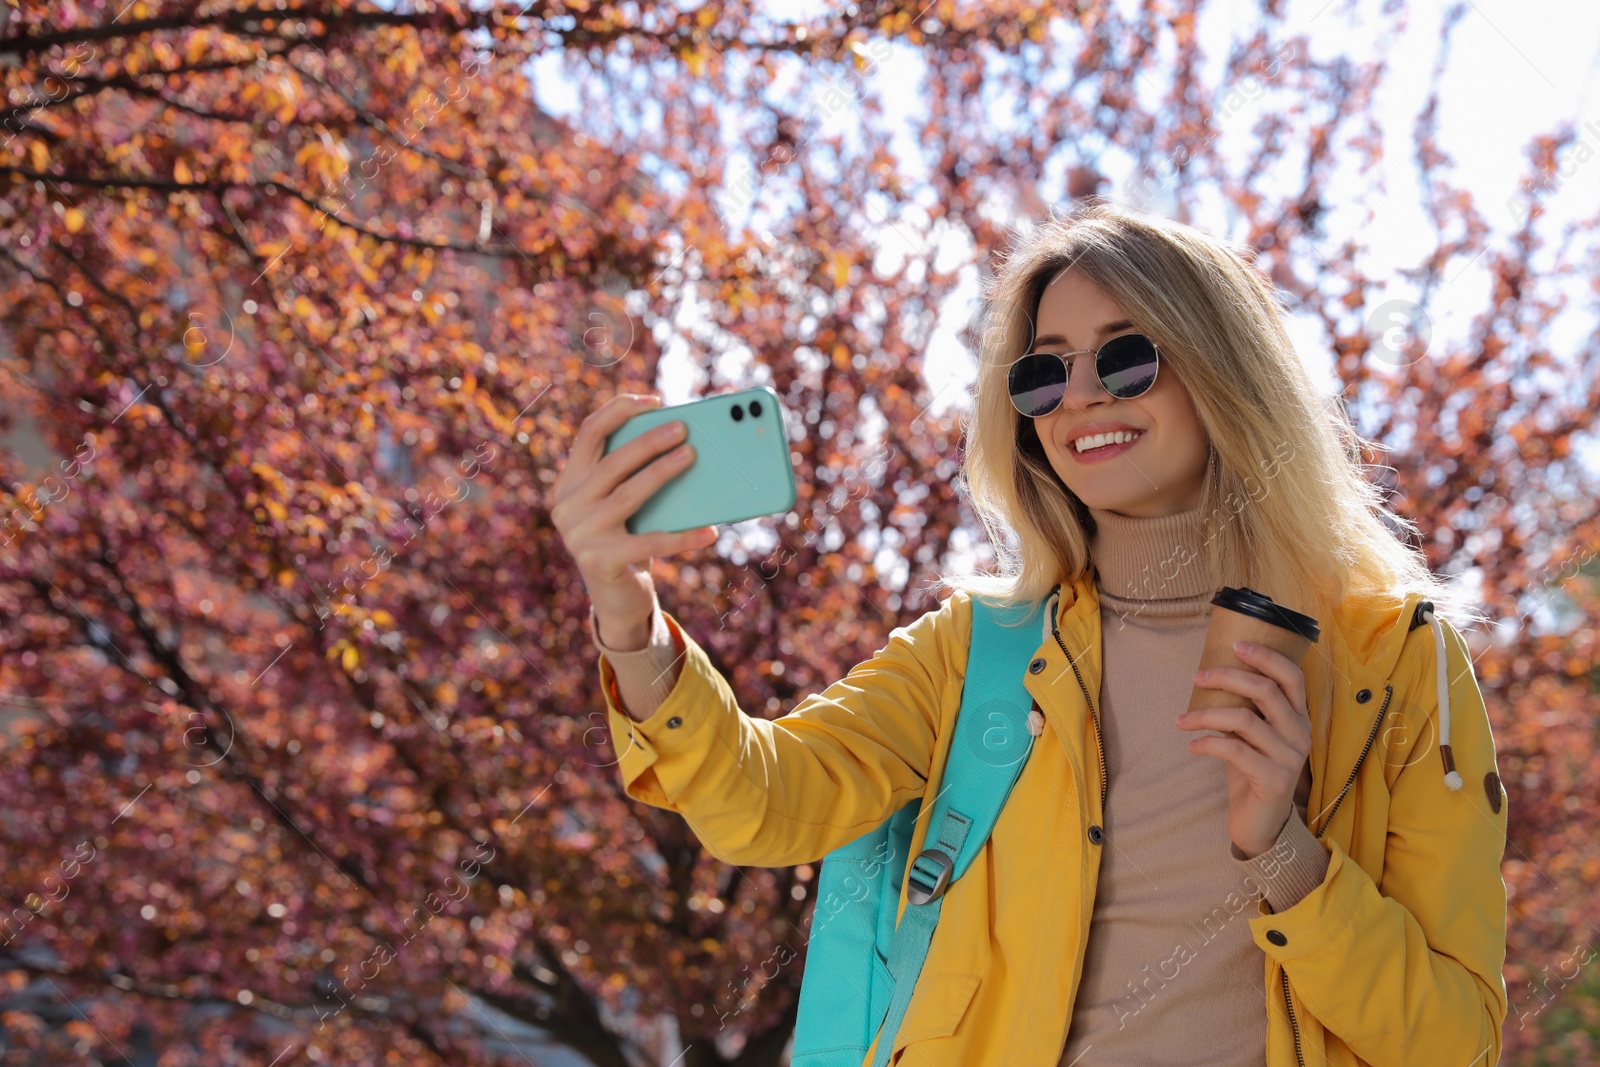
[790,592,1054,1067]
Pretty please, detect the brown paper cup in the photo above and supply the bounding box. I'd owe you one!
[1187,587,1319,717]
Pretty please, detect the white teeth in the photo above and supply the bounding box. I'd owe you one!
[1073,430,1142,453]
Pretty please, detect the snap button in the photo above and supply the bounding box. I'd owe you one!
[666,716,683,729]
[1266,929,1287,946]
[1355,689,1372,703]
[1087,824,1104,844]
[1028,657,1047,674]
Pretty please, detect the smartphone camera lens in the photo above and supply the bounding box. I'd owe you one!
[731,404,745,421]
[749,399,763,418]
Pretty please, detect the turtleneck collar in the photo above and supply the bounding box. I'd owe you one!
[1087,499,1219,606]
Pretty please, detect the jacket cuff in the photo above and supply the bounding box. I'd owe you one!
[1233,812,1332,913]
[596,609,719,809]
[590,602,683,718]
[1244,833,1367,962]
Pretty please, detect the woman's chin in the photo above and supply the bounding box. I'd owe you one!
[1073,486,1206,519]
[1079,497,1143,515]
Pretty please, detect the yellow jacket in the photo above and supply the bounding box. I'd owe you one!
[597,574,1510,1067]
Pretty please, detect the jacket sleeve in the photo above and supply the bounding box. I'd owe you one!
[1244,616,1510,1066]
[595,592,967,868]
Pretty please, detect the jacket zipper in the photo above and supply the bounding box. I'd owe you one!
[1043,616,1107,1067]
[1278,682,1392,1066]
[1313,684,1392,839]
[1051,625,1107,812]
[1281,968,1305,1067]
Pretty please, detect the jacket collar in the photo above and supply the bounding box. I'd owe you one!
[1051,573,1430,678]
[1045,575,1457,809]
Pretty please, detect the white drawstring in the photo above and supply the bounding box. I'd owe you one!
[1423,604,1463,791]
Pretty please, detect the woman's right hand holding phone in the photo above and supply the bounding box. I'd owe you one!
[551,392,717,651]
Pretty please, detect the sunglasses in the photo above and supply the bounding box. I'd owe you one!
[1006,333,1161,418]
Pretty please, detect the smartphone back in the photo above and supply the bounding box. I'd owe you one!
[602,386,797,534]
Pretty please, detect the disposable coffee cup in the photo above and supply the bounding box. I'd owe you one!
[1187,586,1320,717]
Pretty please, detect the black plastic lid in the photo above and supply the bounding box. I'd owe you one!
[1210,585,1320,643]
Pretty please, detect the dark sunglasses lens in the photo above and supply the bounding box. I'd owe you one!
[1098,334,1159,398]
[1009,354,1067,417]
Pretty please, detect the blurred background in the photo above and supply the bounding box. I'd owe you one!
[2,0,1598,1064]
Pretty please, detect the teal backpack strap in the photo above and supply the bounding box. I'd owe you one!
[865,593,1048,1065]
[789,800,920,1066]
[790,592,1050,1067]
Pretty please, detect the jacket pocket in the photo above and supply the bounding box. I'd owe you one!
[891,970,982,1051]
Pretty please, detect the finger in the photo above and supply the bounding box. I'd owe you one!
[565,392,664,491]
[587,439,698,531]
[1194,665,1300,735]
[591,523,717,573]
[1186,732,1280,784]
[591,415,697,504]
[572,518,715,588]
[1179,706,1303,768]
[1233,642,1309,721]
[648,524,718,558]
[554,405,683,530]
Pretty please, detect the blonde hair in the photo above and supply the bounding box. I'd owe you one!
[936,200,1487,636]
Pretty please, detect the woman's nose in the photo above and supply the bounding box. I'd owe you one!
[1059,355,1108,410]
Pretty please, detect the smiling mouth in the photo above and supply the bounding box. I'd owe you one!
[1071,429,1146,454]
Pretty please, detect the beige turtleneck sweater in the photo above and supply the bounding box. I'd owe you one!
[1057,502,1324,1067]
[589,499,1329,1065]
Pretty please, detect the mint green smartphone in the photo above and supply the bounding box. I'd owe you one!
[603,386,798,534]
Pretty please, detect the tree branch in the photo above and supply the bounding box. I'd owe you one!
[0,1,884,64]
[0,5,506,58]
[0,165,546,259]
[283,57,479,179]
[0,949,461,1066]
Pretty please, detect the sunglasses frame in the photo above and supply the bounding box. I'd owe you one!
[1005,332,1162,418]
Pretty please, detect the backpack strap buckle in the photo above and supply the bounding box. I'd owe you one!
[905,848,954,905]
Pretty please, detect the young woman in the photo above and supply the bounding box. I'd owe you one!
[551,203,1510,1067]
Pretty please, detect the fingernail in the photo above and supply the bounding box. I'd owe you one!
[1194,669,1208,681]
[1234,641,1252,653]
[1176,712,1190,723]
